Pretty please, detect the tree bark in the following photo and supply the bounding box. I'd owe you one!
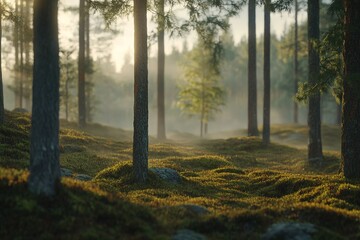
[14,0,21,107]
[85,0,92,123]
[307,0,323,162]
[78,0,86,127]
[29,0,61,196]
[0,10,4,124]
[133,0,148,183]
[248,0,259,136]
[342,0,360,179]
[263,0,271,145]
[294,0,299,123]
[157,0,166,140]
[19,0,24,108]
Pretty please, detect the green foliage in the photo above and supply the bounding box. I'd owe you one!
[177,36,226,129]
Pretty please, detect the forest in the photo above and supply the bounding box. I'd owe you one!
[0,0,360,239]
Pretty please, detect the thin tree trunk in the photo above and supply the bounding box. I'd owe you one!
[263,0,271,145]
[14,0,20,107]
[133,0,148,183]
[25,0,32,111]
[0,10,4,124]
[294,0,299,123]
[65,64,69,121]
[342,0,360,179]
[19,0,24,108]
[204,122,208,136]
[307,0,323,162]
[85,0,92,122]
[248,0,259,136]
[29,0,61,196]
[78,0,86,127]
[157,0,166,140]
[336,98,342,125]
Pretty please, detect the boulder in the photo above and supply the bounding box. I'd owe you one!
[172,229,207,240]
[75,174,92,181]
[180,204,210,216]
[61,168,73,177]
[262,222,316,240]
[150,167,182,184]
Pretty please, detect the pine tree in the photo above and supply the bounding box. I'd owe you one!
[29,0,61,196]
[133,0,148,183]
[263,0,271,145]
[248,0,259,136]
[177,39,225,137]
[342,0,360,179]
[156,0,166,140]
[78,0,86,127]
[307,0,323,162]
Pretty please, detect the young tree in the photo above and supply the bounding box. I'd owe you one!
[156,0,166,140]
[263,0,271,145]
[307,0,323,162]
[133,0,148,183]
[177,39,225,137]
[28,0,61,196]
[248,0,259,136]
[78,0,86,127]
[342,0,360,179]
[60,49,76,122]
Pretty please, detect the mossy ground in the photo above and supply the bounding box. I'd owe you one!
[1,111,359,239]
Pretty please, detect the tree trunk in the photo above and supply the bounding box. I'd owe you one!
[14,0,20,107]
[25,0,32,111]
[294,0,299,123]
[78,0,86,127]
[157,0,166,140]
[248,0,259,136]
[307,0,323,162]
[19,0,24,108]
[342,0,360,179]
[133,0,148,183]
[263,0,271,145]
[85,0,92,123]
[29,0,61,196]
[336,98,342,125]
[0,11,4,124]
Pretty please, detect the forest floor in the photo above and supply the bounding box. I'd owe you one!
[0,111,359,239]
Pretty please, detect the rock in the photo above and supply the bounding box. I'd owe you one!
[172,229,207,240]
[61,168,73,177]
[262,222,316,240]
[75,174,92,181]
[181,204,209,216]
[150,167,182,184]
[12,108,29,113]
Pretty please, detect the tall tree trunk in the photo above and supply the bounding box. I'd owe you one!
[29,0,61,196]
[263,0,271,145]
[19,0,24,108]
[25,0,32,111]
[248,0,259,136]
[0,10,4,124]
[342,0,360,179]
[294,0,299,123]
[157,0,166,140]
[85,0,92,122]
[14,0,20,107]
[307,0,323,162]
[78,0,86,127]
[133,0,148,183]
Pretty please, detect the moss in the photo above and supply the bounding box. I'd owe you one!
[2,111,360,239]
